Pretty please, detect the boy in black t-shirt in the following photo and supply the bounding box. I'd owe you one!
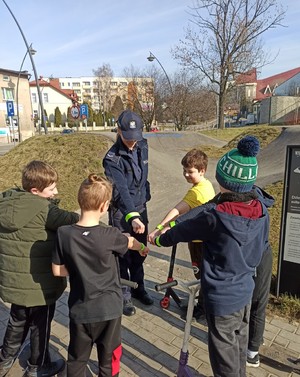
[52,174,149,377]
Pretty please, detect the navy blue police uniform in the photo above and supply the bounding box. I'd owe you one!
[103,135,151,300]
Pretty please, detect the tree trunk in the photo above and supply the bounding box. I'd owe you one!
[218,94,225,129]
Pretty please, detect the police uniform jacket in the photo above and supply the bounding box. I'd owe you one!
[103,136,150,223]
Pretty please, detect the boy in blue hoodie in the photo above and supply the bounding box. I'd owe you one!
[151,136,270,377]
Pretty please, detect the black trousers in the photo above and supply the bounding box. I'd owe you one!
[109,207,148,300]
[67,317,122,377]
[248,245,273,352]
[1,303,55,366]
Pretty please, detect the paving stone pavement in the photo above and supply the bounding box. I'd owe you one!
[1,242,299,376]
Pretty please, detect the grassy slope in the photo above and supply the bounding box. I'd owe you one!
[0,134,113,211]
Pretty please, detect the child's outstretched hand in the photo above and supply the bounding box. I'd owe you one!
[148,228,161,243]
[139,244,150,256]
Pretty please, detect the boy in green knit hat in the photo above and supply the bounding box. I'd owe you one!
[151,136,270,377]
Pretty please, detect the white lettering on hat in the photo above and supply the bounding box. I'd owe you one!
[129,120,137,129]
[222,165,257,180]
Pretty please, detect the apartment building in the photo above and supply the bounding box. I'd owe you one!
[57,76,153,112]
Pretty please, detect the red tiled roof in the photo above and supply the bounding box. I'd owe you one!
[255,67,300,101]
[29,78,78,101]
[235,68,257,84]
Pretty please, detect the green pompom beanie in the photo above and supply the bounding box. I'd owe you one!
[215,136,260,193]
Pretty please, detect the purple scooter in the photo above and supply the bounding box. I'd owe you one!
[155,279,201,377]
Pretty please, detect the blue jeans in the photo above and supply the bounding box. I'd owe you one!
[248,245,273,351]
[206,304,250,377]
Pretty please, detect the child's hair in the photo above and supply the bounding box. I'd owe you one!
[78,173,112,211]
[181,149,208,172]
[22,160,58,192]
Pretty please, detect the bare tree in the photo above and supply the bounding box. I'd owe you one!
[173,0,286,129]
[164,69,215,130]
[93,63,114,123]
[122,65,162,131]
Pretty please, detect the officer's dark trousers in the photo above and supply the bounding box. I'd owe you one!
[109,207,148,300]
[206,304,250,377]
[248,245,273,352]
[67,317,122,377]
[1,303,55,366]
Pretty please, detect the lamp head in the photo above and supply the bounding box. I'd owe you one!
[147,52,155,62]
[29,47,37,56]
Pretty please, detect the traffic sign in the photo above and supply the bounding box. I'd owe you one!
[70,105,80,119]
[6,101,14,117]
[80,104,88,119]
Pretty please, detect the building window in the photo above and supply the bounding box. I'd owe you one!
[2,87,14,100]
[73,82,80,87]
[83,81,91,86]
[2,75,9,82]
[32,93,37,103]
[61,82,64,87]
[43,93,49,103]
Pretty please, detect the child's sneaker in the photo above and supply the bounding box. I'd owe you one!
[246,353,260,368]
[181,303,205,321]
[0,357,14,377]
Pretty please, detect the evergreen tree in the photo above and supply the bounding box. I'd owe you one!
[111,96,124,119]
[54,107,62,127]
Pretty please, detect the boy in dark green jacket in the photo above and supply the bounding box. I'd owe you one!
[0,160,79,377]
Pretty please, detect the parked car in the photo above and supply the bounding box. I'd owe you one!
[61,128,75,134]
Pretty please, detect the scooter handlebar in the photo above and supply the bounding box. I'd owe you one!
[120,278,138,289]
[155,280,178,292]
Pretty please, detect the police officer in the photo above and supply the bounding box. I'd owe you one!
[103,110,153,316]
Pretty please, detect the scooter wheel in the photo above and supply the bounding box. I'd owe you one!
[160,297,170,309]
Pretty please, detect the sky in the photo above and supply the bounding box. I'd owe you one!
[0,0,299,81]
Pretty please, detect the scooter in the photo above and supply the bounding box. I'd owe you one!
[155,279,200,377]
[159,244,182,309]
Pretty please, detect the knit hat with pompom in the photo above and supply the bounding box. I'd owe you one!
[215,135,260,193]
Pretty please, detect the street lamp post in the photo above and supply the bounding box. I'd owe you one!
[16,44,36,142]
[147,51,174,129]
[147,51,173,96]
[2,0,47,134]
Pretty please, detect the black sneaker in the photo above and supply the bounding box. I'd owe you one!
[132,291,154,305]
[246,354,260,368]
[181,303,205,321]
[24,359,65,377]
[123,299,136,316]
[0,357,14,377]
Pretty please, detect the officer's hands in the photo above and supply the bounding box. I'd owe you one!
[132,218,145,234]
